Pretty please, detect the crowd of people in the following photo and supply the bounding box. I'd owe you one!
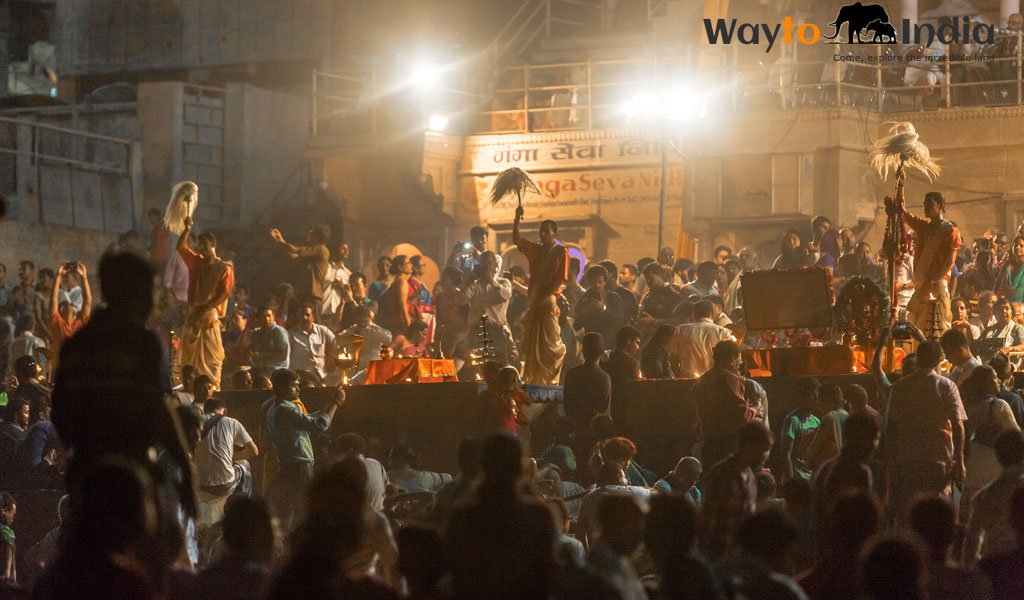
[5,184,1024,598]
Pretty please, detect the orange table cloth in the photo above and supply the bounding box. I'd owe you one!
[365,358,458,384]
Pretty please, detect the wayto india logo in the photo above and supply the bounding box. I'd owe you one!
[704,2,995,52]
[823,3,897,44]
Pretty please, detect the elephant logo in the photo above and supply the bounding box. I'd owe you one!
[864,19,897,43]
[824,2,897,44]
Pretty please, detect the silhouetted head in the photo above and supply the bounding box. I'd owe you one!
[99,251,158,321]
[223,497,275,564]
[480,433,523,491]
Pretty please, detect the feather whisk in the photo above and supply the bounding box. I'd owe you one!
[488,167,540,208]
[163,181,199,235]
[869,121,941,181]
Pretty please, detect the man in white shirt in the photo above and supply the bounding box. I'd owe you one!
[456,251,518,366]
[289,303,336,383]
[680,261,720,300]
[668,300,735,379]
[195,396,259,497]
[321,243,352,329]
[335,432,388,512]
[338,304,393,372]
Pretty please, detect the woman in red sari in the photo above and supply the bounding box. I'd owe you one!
[513,208,569,384]
[376,255,420,336]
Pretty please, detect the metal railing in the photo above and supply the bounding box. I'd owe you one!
[474,49,728,133]
[0,115,139,229]
[738,33,1024,113]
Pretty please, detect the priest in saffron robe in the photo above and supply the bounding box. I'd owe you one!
[904,191,961,334]
[513,207,569,384]
[176,215,234,387]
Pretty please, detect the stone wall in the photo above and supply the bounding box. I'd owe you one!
[0,219,118,274]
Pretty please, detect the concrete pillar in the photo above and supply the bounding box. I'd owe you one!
[901,0,918,24]
[0,0,8,97]
[1003,0,1021,27]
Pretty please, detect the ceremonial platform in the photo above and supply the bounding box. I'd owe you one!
[219,372,882,480]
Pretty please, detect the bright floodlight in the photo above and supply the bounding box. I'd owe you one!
[622,92,658,119]
[411,62,444,89]
[661,86,707,122]
[428,114,449,131]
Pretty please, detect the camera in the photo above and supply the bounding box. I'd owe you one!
[892,321,914,340]
[63,261,79,273]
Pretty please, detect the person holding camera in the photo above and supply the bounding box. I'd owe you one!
[446,226,490,279]
[48,262,91,365]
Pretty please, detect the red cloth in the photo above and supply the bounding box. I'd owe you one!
[365,358,457,384]
[178,246,234,317]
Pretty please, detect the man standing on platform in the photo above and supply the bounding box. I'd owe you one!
[457,251,518,367]
[270,225,331,316]
[289,303,336,384]
[176,216,234,387]
[513,208,569,385]
[903,192,961,333]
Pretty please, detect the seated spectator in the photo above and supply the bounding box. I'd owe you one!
[430,436,482,525]
[191,374,215,411]
[0,493,13,584]
[11,403,61,489]
[195,396,258,498]
[601,436,655,487]
[32,459,160,600]
[171,364,198,407]
[576,463,650,549]
[266,457,397,600]
[25,494,69,572]
[644,493,724,599]
[229,369,252,391]
[909,496,992,600]
[541,417,577,479]
[333,432,389,513]
[549,497,585,567]
[387,444,451,494]
[11,355,49,424]
[719,509,805,600]
[653,456,702,506]
[861,537,926,600]
[481,365,532,437]
[445,434,557,599]
[586,493,646,600]
[397,526,447,600]
[195,497,275,600]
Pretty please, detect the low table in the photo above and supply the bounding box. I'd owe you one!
[365,358,458,384]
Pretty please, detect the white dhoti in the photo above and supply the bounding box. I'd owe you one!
[906,278,951,335]
[176,308,225,387]
[521,294,565,385]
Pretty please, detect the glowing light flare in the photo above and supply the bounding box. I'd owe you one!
[411,62,445,90]
[622,87,711,124]
[427,114,449,131]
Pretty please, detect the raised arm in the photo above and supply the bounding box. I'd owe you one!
[51,265,64,320]
[78,263,92,322]
[512,205,524,245]
[269,229,301,256]
[177,216,193,252]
